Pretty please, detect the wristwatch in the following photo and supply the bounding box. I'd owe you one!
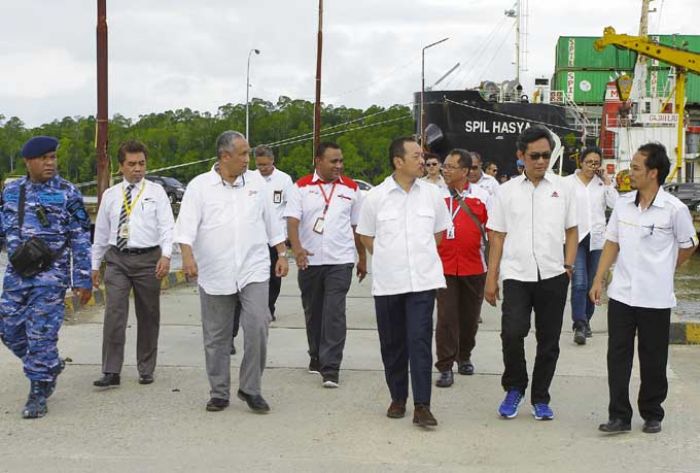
[278,252,288,258]
[564,264,574,270]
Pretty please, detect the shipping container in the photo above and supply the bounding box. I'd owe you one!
[555,37,637,70]
[553,68,700,105]
[552,70,623,104]
[555,34,699,72]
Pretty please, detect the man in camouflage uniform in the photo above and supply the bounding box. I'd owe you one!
[0,136,92,419]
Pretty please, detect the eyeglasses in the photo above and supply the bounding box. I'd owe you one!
[527,152,552,160]
[425,162,440,167]
[583,161,601,167]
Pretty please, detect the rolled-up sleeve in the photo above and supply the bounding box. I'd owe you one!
[674,204,699,249]
[356,192,376,237]
[486,187,507,233]
[283,184,302,220]
[173,183,200,246]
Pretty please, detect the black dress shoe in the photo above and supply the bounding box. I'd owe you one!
[138,374,154,385]
[642,419,662,434]
[413,404,438,427]
[206,397,229,412]
[237,389,270,413]
[435,370,454,388]
[93,373,120,387]
[458,361,475,376]
[598,418,631,433]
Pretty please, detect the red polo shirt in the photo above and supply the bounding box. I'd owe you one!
[438,184,488,276]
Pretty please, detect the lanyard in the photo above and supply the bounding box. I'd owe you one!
[318,181,337,216]
[448,188,470,221]
[122,181,146,217]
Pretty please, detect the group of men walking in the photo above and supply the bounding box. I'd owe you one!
[0,127,696,435]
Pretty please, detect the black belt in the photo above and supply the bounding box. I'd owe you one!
[116,245,159,255]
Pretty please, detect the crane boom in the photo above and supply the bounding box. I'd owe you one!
[594,27,700,181]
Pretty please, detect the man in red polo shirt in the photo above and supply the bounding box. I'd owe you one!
[435,149,490,387]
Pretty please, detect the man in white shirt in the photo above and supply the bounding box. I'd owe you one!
[564,147,618,345]
[469,152,499,200]
[591,143,697,435]
[421,153,449,196]
[91,140,175,388]
[485,125,578,421]
[357,136,451,428]
[230,145,293,354]
[285,142,367,389]
[174,130,289,413]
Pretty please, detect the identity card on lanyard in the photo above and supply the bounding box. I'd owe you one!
[313,182,337,235]
[119,182,146,239]
[446,192,462,240]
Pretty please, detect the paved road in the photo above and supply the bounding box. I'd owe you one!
[0,266,699,473]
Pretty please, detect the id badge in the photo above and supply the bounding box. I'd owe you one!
[118,223,129,239]
[273,190,282,204]
[446,226,455,240]
[313,217,325,235]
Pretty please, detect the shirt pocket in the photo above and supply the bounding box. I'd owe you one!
[415,206,436,234]
[140,199,158,219]
[377,209,400,238]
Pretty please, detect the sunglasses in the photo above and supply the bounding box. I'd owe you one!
[527,152,552,160]
[425,162,440,167]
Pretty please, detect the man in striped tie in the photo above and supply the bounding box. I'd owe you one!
[91,140,175,388]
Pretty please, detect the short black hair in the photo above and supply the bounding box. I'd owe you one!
[424,152,440,163]
[447,148,473,169]
[470,151,483,165]
[580,146,603,161]
[117,140,148,164]
[389,136,417,170]
[516,125,554,153]
[637,142,670,185]
[484,160,497,170]
[316,142,340,158]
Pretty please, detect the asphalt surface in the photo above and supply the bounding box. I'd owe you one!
[1,265,699,473]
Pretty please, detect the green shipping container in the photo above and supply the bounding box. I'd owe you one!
[555,36,637,70]
[552,70,623,104]
[648,34,700,69]
[553,69,700,105]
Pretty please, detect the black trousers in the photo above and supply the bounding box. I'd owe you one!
[607,298,670,423]
[233,247,282,339]
[501,273,569,405]
[375,290,435,406]
[298,264,353,377]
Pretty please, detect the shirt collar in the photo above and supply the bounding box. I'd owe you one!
[633,187,666,209]
[123,178,145,191]
[209,163,247,188]
[521,171,554,185]
[312,170,344,185]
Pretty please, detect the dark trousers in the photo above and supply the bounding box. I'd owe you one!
[435,274,486,372]
[501,273,569,405]
[102,246,162,376]
[607,298,670,423]
[375,290,436,406]
[298,264,353,377]
[233,247,281,339]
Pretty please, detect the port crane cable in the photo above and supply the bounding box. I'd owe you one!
[471,22,517,85]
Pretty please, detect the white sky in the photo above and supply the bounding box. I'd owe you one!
[0,0,696,127]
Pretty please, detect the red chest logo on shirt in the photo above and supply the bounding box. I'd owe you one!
[551,191,559,198]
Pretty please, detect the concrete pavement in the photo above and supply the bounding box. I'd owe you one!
[1,266,699,473]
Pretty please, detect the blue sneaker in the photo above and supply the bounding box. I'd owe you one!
[498,390,523,419]
[532,403,554,420]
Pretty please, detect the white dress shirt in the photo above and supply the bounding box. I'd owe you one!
[474,173,499,200]
[487,172,577,282]
[356,176,452,296]
[174,166,285,295]
[421,175,450,197]
[284,172,362,266]
[92,179,175,270]
[565,170,618,250]
[255,167,294,238]
[605,188,698,309]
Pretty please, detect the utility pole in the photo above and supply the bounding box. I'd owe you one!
[313,0,323,161]
[420,37,449,147]
[96,0,109,205]
[245,48,261,142]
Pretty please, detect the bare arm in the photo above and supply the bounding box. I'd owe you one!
[180,243,198,279]
[360,235,374,255]
[484,230,506,306]
[353,225,368,281]
[287,217,313,270]
[677,246,697,268]
[434,232,443,246]
[589,240,620,305]
[564,225,578,278]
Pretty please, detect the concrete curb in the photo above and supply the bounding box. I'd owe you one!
[64,269,190,316]
[670,321,700,344]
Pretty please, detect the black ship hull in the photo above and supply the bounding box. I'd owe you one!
[416,90,585,177]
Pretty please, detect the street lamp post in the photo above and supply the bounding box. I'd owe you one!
[420,37,449,147]
[246,48,261,142]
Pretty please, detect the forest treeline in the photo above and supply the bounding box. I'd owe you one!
[0,97,414,191]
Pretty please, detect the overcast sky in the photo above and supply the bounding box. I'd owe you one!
[0,0,696,127]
